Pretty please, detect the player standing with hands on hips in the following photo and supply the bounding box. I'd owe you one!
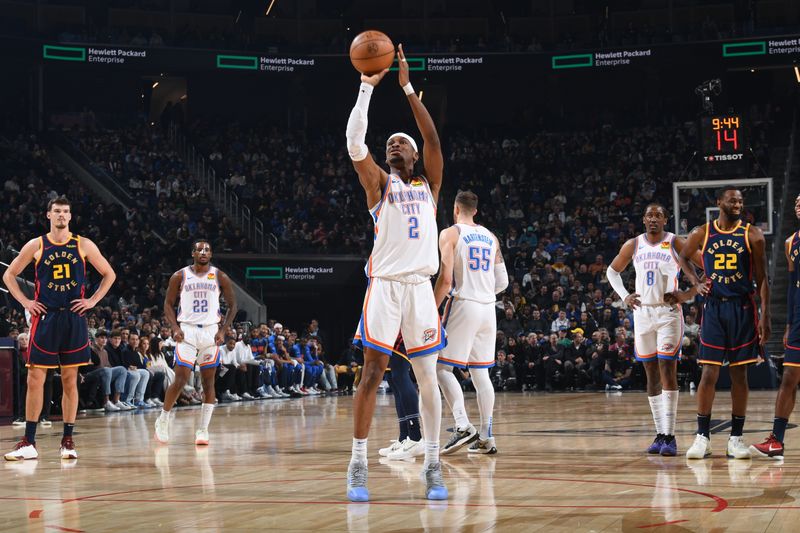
[346,44,448,502]
[154,240,237,446]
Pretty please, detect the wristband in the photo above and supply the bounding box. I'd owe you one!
[402,83,415,96]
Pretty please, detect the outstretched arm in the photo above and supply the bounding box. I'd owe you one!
[397,44,443,202]
[346,70,390,208]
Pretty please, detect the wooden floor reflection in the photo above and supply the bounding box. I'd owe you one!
[1,390,799,532]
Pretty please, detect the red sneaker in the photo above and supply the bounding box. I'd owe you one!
[60,436,78,459]
[749,433,784,459]
[4,437,39,461]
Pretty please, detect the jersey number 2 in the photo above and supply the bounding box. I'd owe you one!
[713,253,737,270]
[193,300,208,313]
[408,217,419,239]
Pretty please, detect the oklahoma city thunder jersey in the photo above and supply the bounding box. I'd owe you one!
[177,266,221,326]
[451,224,497,304]
[702,220,753,297]
[632,233,679,305]
[35,234,86,308]
[366,175,438,280]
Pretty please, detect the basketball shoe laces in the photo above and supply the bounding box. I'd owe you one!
[348,462,367,488]
[424,462,445,488]
[61,437,75,449]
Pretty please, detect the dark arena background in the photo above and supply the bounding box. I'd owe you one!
[0,1,800,531]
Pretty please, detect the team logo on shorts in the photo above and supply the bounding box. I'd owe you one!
[423,328,437,343]
[661,343,674,352]
[207,273,216,280]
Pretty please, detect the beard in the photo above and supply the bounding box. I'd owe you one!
[388,154,406,167]
[721,209,742,221]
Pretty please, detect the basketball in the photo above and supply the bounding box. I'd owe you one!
[349,30,395,75]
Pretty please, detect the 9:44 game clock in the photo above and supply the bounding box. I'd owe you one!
[700,115,748,176]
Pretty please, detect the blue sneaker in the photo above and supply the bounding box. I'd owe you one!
[422,462,448,500]
[647,434,665,454]
[660,435,678,457]
[347,460,369,502]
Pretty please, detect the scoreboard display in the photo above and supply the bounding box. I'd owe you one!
[700,115,748,176]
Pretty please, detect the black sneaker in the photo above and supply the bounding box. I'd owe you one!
[441,424,478,455]
[647,434,665,454]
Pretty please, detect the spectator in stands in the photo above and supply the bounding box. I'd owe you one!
[138,336,165,407]
[122,333,151,407]
[82,330,131,411]
[550,310,569,333]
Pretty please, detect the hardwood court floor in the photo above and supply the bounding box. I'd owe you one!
[1,390,798,532]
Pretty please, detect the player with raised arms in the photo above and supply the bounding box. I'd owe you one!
[345,43,447,501]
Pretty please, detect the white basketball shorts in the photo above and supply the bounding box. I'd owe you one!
[439,298,496,369]
[175,323,221,369]
[633,306,683,361]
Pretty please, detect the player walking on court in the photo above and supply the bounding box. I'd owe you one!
[677,186,770,459]
[750,193,800,459]
[154,240,237,446]
[4,196,116,460]
[346,44,447,501]
[433,191,508,456]
[607,203,700,457]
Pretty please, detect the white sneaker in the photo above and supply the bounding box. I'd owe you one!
[105,400,121,412]
[195,429,209,446]
[154,413,170,444]
[278,388,290,398]
[115,401,133,411]
[727,436,752,459]
[152,398,164,407]
[686,434,712,459]
[144,399,156,408]
[379,440,403,457]
[4,439,38,461]
[467,436,498,455]
[387,438,425,460]
[60,437,78,459]
[11,418,26,427]
[241,392,255,400]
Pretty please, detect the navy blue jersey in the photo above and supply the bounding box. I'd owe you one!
[702,221,753,298]
[790,231,800,314]
[35,234,86,308]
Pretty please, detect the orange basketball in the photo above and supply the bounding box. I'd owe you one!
[349,30,395,75]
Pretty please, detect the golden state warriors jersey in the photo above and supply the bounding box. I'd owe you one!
[35,234,86,308]
[702,221,753,297]
[451,224,497,304]
[365,175,438,281]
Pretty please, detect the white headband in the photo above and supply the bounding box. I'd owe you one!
[387,132,418,153]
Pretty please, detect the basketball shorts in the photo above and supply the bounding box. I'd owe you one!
[699,295,759,366]
[353,277,445,358]
[784,311,800,367]
[633,306,683,362]
[28,309,90,368]
[438,298,496,369]
[175,323,221,370]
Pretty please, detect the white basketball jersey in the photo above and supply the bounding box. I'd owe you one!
[632,233,679,305]
[451,224,497,304]
[365,175,438,280]
[177,266,222,326]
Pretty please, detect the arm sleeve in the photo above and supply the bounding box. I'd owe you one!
[606,266,630,300]
[494,262,509,294]
[345,83,373,161]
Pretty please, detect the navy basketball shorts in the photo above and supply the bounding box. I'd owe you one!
[28,310,91,368]
[698,296,759,367]
[785,312,800,367]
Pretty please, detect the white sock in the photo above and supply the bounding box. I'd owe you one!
[648,394,664,434]
[198,403,214,432]
[662,390,679,436]
[471,368,495,438]
[411,355,442,466]
[437,364,469,429]
[159,408,170,421]
[425,440,440,466]
[352,438,368,463]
